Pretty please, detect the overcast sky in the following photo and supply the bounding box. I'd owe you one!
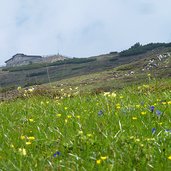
[0,0,171,66]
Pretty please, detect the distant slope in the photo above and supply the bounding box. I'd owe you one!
[0,43,171,91]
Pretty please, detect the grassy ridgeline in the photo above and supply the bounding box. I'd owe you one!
[0,79,171,170]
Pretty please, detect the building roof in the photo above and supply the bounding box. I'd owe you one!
[5,53,42,63]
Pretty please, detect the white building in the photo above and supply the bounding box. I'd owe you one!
[5,53,43,67]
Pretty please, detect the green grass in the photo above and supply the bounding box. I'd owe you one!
[0,78,171,170]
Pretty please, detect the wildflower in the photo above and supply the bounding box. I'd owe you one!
[96,159,101,164]
[17,86,22,90]
[78,131,83,134]
[26,142,32,145]
[150,106,155,112]
[65,119,68,123]
[168,101,171,105]
[87,134,92,137]
[156,110,162,116]
[67,115,72,118]
[56,114,62,117]
[104,92,110,96]
[135,138,140,142]
[76,115,80,119]
[28,137,35,140]
[98,110,103,116]
[100,156,107,160]
[19,148,27,156]
[141,112,146,115]
[116,104,121,109]
[165,129,171,133]
[53,151,61,157]
[132,117,137,120]
[29,118,34,122]
[168,156,171,160]
[28,87,34,93]
[152,128,156,134]
[136,105,140,108]
[111,92,117,97]
[64,107,68,110]
[20,135,25,140]
[10,144,14,148]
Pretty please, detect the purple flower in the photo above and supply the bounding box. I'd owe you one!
[98,110,103,116]
[156,110,162,116]
[53,151,61,157]
[152,128,156,134]
[150,106,155,112]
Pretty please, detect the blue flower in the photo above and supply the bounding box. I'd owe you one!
[98,110,103,116]
[156,110,162,116]
[53,151,61,157]
[152,128,156,134]
[150,106,155,112]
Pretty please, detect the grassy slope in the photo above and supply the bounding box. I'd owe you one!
[0,78,171,170]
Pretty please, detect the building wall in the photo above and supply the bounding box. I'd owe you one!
[6,54,43,67]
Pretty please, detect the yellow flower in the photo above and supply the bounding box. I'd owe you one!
[96,159,101,164]
[141,112,146,115]
[116,106,121,109]
[87,134,92,137]
[119,95,123,99]
[76,115,80,119]
[26,142,32,145]
[17,86,22,90]
[168,156,171,160]
[10,144,14,148]
[28,87,34,93]
[78,131,83,134]
[100,156,107,160]
[136,105,140,108]
[67,115,72,118]
[104,92,110,96]
[65,119,68,123]
[56,114,62,117]
[111,92,117,97]
[64,107,68,110]
[132,117,137,120]
[29,118,34,122]
[168,101,171,105]
[19,148,27,156]
[162,102,167,105]
[135,138,140,142]
[20,135,25,140]
[28,137,35,140]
